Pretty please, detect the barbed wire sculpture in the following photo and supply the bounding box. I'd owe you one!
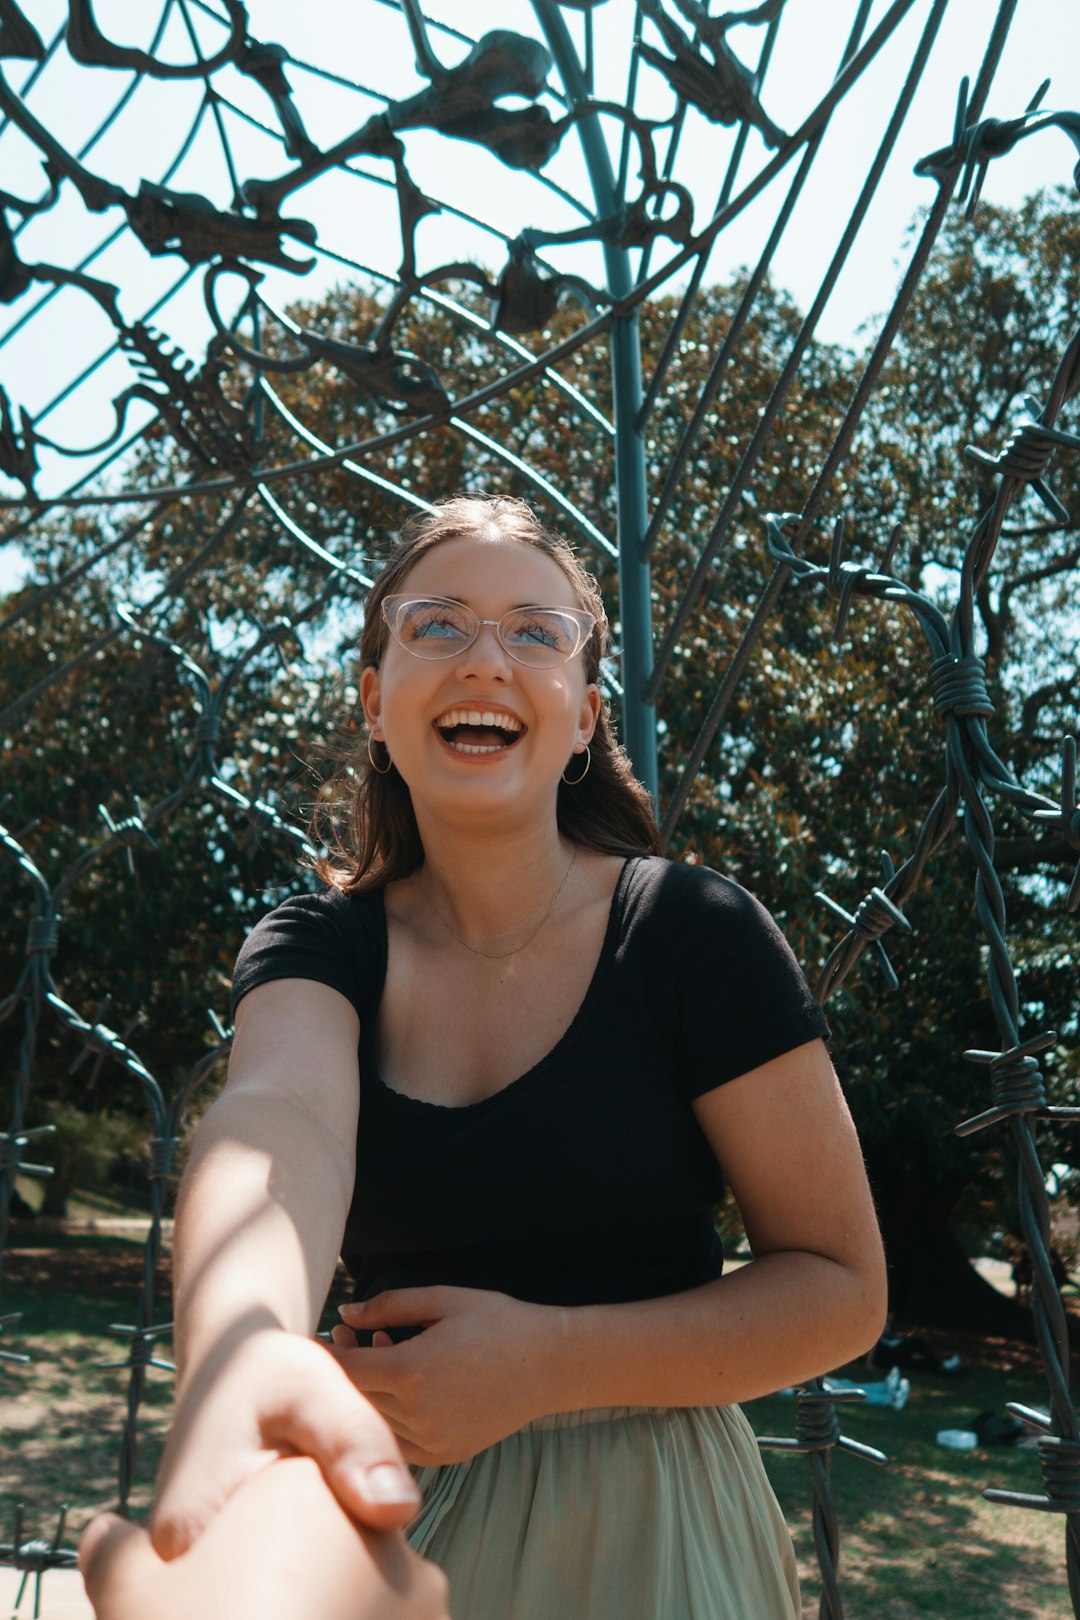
[1,1,1078,1614]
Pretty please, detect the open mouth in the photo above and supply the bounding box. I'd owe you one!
[433,707,526,755]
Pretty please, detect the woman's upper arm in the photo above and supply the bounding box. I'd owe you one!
[691,1038,885,1287]
[226,979,361,1158]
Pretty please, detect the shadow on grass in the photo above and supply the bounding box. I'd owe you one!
[747,1356,1072,1620]
[1,1237,356,1540]
[2,1239,173,1534]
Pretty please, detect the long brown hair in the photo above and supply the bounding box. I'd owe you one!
[312,494,661,891]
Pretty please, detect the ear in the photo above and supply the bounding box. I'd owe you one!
[576,683,601,748]
[359,666,383,737]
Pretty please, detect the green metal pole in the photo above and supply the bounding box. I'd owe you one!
[532,3,659,804]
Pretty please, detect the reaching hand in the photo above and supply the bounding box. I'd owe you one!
[151,1327,421,1559]
[331,1286,557,1466]
[82,1455,450,1620]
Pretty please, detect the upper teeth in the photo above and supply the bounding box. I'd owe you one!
[435,709,523,731]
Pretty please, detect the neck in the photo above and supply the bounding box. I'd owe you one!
[410,814,573,943]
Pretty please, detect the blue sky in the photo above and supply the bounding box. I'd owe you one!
[0,0,1077,538]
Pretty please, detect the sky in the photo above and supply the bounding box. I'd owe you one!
[0,0,1077,553]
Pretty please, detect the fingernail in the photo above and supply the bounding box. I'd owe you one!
[339,1302,363,1319]
[360,1464,420,1505]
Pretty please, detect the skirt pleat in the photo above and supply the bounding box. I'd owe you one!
[408,1405,800,1620]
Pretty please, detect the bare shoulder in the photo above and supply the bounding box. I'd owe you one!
[227,979,360,1140]
[574,849,630,907]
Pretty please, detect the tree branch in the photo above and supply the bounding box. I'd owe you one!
[1020,672,1078,737]
[999,541,1080,618]
[994,834,1079,870]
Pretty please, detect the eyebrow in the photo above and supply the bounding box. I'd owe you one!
[421,594,561,611]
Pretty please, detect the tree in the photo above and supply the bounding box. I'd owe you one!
[2,194,1077,1338]
[688,189,1080,1331]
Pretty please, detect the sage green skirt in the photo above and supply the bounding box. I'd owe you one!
[408,1404,800,1620]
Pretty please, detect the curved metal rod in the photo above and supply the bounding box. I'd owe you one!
[257,378,433,514]
[255,483,374,590]
[0,300,619,509]
[0,86,210,354]
[645,0,953,705]
[26,261,199,432]
[449,416,617,559]
[0,18,64,143]
[7,1,178,246]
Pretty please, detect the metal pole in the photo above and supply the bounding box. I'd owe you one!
[532,2,659,803]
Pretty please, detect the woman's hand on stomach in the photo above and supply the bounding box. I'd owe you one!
[331,1286,558,1465]
[151,1326,421,1558]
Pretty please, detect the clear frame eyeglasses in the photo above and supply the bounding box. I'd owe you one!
[381,594,596,669]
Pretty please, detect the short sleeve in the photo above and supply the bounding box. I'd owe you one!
[230,888,381,1022]
[656,863,829,1100]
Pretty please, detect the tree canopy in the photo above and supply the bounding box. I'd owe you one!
[2,189,1078,1328]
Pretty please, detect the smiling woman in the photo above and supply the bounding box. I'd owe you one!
[356,530,602,834]
[316,495,662,897]
[98,494,887,1620]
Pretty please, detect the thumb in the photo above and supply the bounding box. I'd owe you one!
[273,1352,420,1528]
[80,1514,161,1614]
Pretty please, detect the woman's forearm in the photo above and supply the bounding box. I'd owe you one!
[334,1250,885,1465]
[173,1088,352,1389]
[154,987,419,1553]
[539,1250,887,1414]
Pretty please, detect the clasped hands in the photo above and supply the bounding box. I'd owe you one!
[330,1284,556,1466]
[79,1288,543,1619]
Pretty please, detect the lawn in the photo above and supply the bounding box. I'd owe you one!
[747,1332,1069,1620]
[1,1228,1074,1619]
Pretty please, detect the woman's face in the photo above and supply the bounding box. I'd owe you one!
[360,533,600,833]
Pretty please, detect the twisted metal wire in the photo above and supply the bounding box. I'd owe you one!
[762,300,1080,1613]
[0,2,1077,1615]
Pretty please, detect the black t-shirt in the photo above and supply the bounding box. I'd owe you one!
[231,855,829,1312]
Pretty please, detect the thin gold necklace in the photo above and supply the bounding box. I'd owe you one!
[423,847,578,960]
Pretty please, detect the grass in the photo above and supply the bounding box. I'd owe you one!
[746,1339,1072,1620]
[1,1228,1075,1617]
[1,1235,175,1532]
[0,1227,355,1537]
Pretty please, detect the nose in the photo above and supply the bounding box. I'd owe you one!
[457,619,513,681]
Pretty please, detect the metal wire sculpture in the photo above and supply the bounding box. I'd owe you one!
[1,1,1079,1614]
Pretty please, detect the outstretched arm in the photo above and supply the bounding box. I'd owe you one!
[153,978,419,1556]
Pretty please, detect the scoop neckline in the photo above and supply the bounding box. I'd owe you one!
[365,853,643,1115]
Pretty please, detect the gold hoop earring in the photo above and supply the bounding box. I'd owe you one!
[562,745,591,785]
[367,736,392,775]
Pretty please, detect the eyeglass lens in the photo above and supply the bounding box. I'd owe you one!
[386,597,588,666]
